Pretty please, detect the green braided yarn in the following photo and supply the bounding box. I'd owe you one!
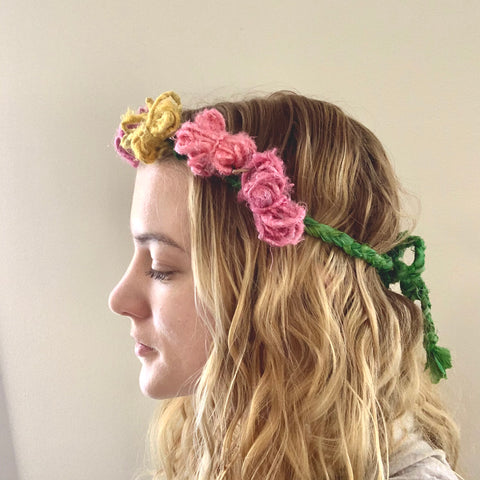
[377,236,451,383]
[304,216,452,383]
[225,175,242,190]
[303,217,394,271]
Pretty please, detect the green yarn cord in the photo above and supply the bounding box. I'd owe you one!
[166,138,188,161]
[304,216,452,383]
[225,175,242,190]
[303,217,394,271]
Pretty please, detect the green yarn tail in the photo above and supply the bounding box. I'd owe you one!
[303,216,452,383]
[426,345,452,384]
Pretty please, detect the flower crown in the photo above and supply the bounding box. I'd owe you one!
[114,91,452,383]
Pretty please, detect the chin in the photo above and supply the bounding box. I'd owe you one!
[139,368,168,399]
[139,382,192,400]
[138,366,193,399]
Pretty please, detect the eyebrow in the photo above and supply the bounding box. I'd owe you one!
[133,232,186,253]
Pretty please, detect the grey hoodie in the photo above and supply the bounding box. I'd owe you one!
[389,433,458,479]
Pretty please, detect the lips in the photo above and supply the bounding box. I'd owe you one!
[131,332,156,357]
[135,342,156,357]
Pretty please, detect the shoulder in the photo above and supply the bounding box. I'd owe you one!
[389,436,458,480]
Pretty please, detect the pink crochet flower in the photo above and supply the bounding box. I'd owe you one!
[114,127,139,168]
[113,105,148,168]
[253,198,306,247]
[238,149,305,246]
[174,109,257,176]
[238,150,293,214]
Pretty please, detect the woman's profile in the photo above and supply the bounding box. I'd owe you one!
[109,91,460,479]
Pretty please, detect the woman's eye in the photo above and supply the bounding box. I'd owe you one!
[146,269,174,281]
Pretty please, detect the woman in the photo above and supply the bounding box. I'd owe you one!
[109,91,459,479]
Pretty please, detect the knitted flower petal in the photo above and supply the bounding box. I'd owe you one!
[114,127,139,168]
[175,109,256,177]
[239,150,292,213]
[253,198,306,247]
[130,93,182,164]
[175,122,219,176]
[211,133,256,175]
[194,108,226,131]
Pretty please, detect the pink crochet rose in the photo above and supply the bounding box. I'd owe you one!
[113,104,149,168]
[114,127,139,168]
[174,123,218,176]
[238,150,293,213]
[253,198,306,247]
[174,109,256,176]
[211,132,257,175]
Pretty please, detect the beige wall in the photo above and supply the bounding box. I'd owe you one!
[1,1,478,478]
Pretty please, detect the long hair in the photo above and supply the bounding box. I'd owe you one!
[144,92,458,479]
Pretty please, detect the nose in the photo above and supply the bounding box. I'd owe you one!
[108,258,150,319]
[108,278,128,316]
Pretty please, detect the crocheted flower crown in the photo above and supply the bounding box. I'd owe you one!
[114,91,452,383]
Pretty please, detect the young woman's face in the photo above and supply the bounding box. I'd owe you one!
[109,161,211,399]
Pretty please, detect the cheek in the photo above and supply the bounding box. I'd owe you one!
[142,276,212,399]
[151,278,210,352]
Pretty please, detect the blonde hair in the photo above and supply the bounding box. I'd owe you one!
[144,92,458,479]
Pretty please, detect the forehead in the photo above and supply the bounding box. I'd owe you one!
[131,161,190,250]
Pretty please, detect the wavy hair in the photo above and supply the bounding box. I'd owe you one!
[143,92,458,479]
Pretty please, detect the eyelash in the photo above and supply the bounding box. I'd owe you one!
[146,269,174,282]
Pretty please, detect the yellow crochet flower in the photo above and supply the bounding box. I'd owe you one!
[120,91,182,164]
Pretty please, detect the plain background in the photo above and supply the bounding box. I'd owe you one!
[0,1,478,479]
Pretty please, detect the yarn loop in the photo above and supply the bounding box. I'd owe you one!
[119,92,182,164]
[303,219,451,383]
